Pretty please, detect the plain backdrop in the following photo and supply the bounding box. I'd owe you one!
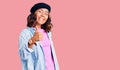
[0,0,120,70]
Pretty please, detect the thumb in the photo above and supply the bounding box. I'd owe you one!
[35,27,39,32]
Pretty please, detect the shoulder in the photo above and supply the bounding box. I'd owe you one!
[19,27,31,36]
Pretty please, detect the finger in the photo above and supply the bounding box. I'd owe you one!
[39,32,42,35]
[39,35,43,40]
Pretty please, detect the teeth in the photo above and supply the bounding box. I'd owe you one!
[40,18,43,20]
[39,17,44,21]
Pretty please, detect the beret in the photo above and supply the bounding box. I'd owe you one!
[30,2,51,13]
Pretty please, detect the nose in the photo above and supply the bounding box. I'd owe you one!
[40,14,44,17]
[40,12,45,17]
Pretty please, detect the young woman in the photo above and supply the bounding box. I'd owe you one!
[18,2,59,70]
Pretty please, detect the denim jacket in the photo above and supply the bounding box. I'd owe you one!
[18,27,59,70]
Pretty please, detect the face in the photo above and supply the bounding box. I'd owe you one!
[35,8,49,25]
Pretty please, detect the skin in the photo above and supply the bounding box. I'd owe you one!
[28,8,49,48]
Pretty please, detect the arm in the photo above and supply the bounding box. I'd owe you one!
[18,29,34,60]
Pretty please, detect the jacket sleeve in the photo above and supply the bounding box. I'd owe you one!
[18,29,34,60]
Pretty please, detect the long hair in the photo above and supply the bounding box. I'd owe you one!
[27,13,53,32]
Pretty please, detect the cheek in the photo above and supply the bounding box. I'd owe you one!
[36,12,41,15]
[45,16,48,20]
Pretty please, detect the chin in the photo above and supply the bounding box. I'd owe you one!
[37,21,45,25]
[40,23,46,25]
[37,20,47,25]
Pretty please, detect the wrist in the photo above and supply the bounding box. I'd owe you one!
[28,37,37,46]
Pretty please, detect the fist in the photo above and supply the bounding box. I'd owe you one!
[32,27,43,42]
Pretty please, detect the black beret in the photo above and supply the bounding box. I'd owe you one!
[30,2,51,14]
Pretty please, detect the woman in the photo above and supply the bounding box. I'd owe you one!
[18,2,59,70]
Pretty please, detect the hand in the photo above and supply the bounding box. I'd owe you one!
[31,27,43,43]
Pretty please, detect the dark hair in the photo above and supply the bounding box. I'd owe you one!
[27,13,53,32]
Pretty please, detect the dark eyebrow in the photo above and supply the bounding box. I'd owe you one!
[43,10,48,13]
[42,9,49,13]
[38,9,49,14]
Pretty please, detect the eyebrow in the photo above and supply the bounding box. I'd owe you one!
[40,9,49,13]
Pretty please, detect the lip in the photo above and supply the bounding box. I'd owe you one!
[39,18,44,21]
[39,17,45,21]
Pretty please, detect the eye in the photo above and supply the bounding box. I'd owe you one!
[45,12,49,15]
[38,10,42,13]
[44,11,49,15]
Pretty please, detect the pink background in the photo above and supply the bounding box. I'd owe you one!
[0,0,120,70]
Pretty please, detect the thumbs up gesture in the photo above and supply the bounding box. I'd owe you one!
[31,27,43,42]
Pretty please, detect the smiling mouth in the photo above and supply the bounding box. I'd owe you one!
[39,17,45,21]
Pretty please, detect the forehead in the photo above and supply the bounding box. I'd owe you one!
[36,8,49,12]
